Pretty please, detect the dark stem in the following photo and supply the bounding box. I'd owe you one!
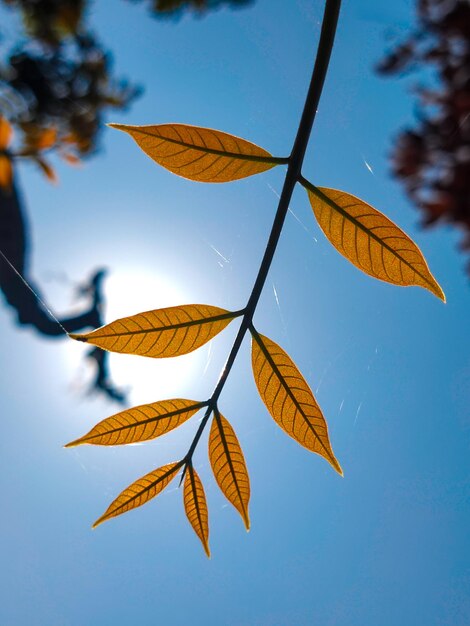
[184,0,342,464]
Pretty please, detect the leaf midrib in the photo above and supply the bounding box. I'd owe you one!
[120,125,289,165]
[78,310,242,340]
[214,411,248,525]
[96,463,181,524]
[252,331,336,468]
[82,402,206,443]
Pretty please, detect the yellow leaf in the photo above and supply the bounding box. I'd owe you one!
[36,127,57,150]
[93,462,181,528]
[0,156,13,191]
[35,157,58,184]
[0,116,12,149]
[209,411,250,530]
[251,330,343,475]
[109,123,287,183]
[66,399,205,447]
[305,183,445,301]
[70,304,239,358]
[61,151,81,165]
[184,465,210,557]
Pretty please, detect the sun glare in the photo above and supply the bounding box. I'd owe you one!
[66,268,209,406]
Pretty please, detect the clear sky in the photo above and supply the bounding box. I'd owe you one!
[1,1,469,625]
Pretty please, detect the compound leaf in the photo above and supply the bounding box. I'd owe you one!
[304,182,445,301]
[93,462,181,528]
[70,304,239,358]
[251,330,342,475]
[110,123,286,183]
[66,399,205,447]
[209,410,250,530]
[184,465,210,557]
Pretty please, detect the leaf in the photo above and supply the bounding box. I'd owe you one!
[0,116,12,149]
[60,151,81,165]
[109,123,287,183]
[304,183,445,301]
[35,127,57,150]
[66,399,205,447]
[93,462,181,528]
[251,330,342,475]
[35,156,58,183]
[209,411,250,530]
[70,304,239,358]
[0,156,12,191]
[184,465,210,557]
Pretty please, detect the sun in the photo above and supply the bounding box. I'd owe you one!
[66,267,210,406]
[104,268,209,405]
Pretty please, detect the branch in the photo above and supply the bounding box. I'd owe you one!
[183,0,342,464]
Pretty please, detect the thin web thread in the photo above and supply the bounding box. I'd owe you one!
[0,248,69,336]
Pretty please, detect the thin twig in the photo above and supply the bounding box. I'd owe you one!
[182,0,342,467]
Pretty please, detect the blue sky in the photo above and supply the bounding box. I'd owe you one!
[1,1,469,625]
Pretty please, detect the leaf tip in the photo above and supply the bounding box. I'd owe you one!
[92,516,105,529]
[107,123,127,133]
[434,282,446,303]
[64,439,81,448]
[329,455,344,477]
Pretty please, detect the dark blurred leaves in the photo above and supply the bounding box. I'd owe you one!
[128,0,253,19]
[377,0,470,274]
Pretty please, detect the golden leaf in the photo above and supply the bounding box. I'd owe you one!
[0,116,12,149]
[184,465,210,557]
[35,157,58,184]
[35,127,57,150]
[305,183,445,301]
[109,123,287,183]
[66,399,205,447]
[209,411,250,529]
[0,156,13,191]
[251,330,343,475]
[93,462,181,528]
[61,152,81,165]
[70,304,239,358]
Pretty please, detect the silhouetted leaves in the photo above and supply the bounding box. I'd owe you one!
[304,182,445,300]
[110,123,285,182]
[377,0,470,274]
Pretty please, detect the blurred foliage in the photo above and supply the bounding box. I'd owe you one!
[129,0,252,18]
[377,0,470,274]
[0,0,254,403]
[0,0,252,168]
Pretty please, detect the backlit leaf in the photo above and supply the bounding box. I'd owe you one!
[93,462,181,528]
[184,465,210,557]
[70,304,239,358]
[304,182,445,301]
[66,399,205,447]
[251,330,342,475]
[35,156,57,183]
[109,123,287,183]
[35,127,57,150]
[0,156,12,191]
[209,410,250,530]
[0,116,12,149]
